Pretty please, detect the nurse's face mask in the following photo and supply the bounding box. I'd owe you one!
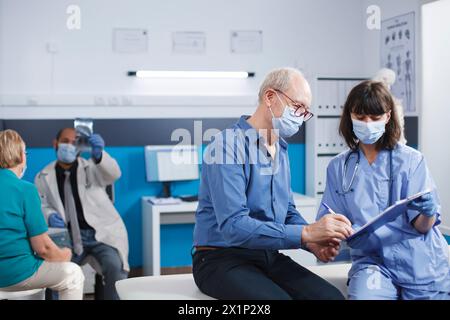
[351,113,389,145]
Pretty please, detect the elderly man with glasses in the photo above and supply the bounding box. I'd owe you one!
[192,67,354,300]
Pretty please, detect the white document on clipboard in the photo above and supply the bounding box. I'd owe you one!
[346,188,432,243]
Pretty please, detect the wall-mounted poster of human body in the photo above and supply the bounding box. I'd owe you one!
[381,12,415,115]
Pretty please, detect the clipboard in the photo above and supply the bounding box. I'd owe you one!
[346,188,432,243]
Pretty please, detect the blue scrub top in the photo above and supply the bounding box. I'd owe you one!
[193,115,308,250]
[318,144,450,292]
[0,169,48,288]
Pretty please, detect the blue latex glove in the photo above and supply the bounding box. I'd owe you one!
[407,193,438,217]
[48,213,65,228]
[88,133,105,161]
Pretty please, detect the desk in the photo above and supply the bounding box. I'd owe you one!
[142,193,318,276]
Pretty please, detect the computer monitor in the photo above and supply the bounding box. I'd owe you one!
[144,145,199,197]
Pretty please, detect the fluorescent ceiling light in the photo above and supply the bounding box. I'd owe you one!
[128,71,255,79]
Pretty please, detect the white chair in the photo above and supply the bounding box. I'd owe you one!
[116,273,213,300]
[309,263,351,296]
[116,245,450,300]
[1,256,103,300]
[0,288,45,300]
[115,263,352,300]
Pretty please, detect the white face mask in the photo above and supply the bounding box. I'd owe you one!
[18,164,27,179]
[57,143,78,164]
[352,118,386,144]
[18,148,27,179]
[269,92,304,138]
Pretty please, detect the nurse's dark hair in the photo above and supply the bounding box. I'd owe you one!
[339,80,401,150]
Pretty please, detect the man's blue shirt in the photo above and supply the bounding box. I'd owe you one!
[193,115,308,250]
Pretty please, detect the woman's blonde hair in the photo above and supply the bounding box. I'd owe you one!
[0,129,25,169]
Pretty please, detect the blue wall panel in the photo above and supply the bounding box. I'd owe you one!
[445,235,450,245]
[20,144,450,267]
[22,144,306,268]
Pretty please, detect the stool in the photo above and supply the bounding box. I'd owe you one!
[0,288,45,300]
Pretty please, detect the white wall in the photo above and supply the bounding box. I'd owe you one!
[361,0,422,76]
[0,0,366,119]
[360,0,441,116]
[421,0,450,233]
[361,0,422,119]
[360,0,449,232]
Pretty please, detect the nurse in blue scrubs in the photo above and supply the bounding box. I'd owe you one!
[317,80,450,300]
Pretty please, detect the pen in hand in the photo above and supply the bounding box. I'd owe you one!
[322,202,337,215]
[321,202,354,241]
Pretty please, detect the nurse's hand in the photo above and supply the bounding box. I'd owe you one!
[408,193,438,217]
[301,214,354,246]
[408,193,438,233]
[307,243,340,263]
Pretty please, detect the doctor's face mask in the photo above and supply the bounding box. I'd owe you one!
[57,143,78,164]
[55,128,79,164]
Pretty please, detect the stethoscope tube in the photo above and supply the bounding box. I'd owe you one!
[337,148,394,206]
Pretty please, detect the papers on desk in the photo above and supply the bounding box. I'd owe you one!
[148,196,182,205]
[346,189,432,244]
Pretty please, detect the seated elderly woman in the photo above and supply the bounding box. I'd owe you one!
[0,129,85,300]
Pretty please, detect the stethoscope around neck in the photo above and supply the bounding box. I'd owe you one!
[336,148,394,206]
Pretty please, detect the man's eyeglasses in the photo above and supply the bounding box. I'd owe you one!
[274,89,314,121]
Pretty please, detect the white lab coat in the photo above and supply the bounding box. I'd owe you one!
[35,151,130,272]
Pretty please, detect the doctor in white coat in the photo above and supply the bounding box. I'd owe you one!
[35,128,129,300]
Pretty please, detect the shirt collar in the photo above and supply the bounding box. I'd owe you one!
[236,115,288,150]
[0,168,19,180]
[55,159,79,174]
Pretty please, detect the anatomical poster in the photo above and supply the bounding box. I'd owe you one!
[381,12,416,115]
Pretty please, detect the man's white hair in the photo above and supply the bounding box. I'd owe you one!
[258,67,304,103]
